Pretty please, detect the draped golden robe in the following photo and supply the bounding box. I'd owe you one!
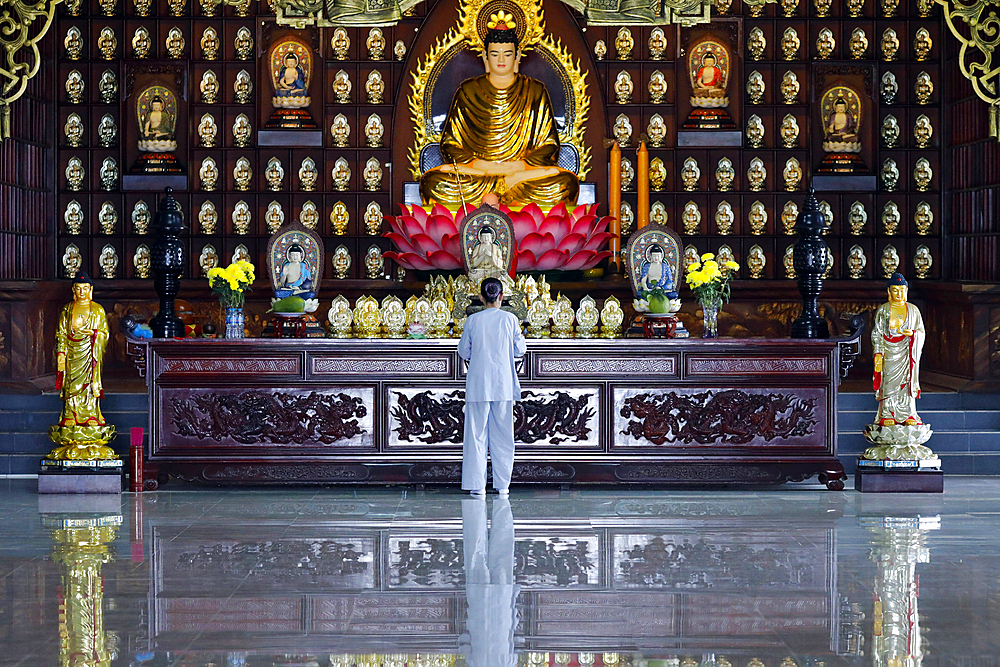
[419,74,579,208]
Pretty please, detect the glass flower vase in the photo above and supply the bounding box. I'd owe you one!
[701,299,720,338]
[225,307,245,339]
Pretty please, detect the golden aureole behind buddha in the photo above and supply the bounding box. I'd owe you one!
[132,84,183,174]
[266,36,318,129]
[682,37,735,130]
[816,83,867,174]
[411,0,589,209]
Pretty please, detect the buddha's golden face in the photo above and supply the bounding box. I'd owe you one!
[888,284,907,304]
[483,43,519,76]
[72,282,92,303]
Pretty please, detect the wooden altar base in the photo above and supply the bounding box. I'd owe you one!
[128,332,863,490]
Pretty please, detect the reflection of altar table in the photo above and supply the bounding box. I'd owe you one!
[130,331,861,490]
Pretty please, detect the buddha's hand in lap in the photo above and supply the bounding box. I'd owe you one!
[505,166,560,188]
[471,159,527,175]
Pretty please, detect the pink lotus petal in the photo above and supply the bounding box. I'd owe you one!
[587,204,599,217]
[538,215,572,241]
[555,232,587,255]
[411,205,429,226]
[441,233,463,260]
[386,217,406,237]
[561,250,598,271]
[409,233,442,256]
[519,231,556,257]
[510,210,539,241]
[400,215,424,238]
[571,214,598,237]
[567,249,613,271]
[515,249,538,272]
[425,214,458,245]
[570,204,589,222]
[499,204,514,216]
[427,250,463,270]
[588,215,612,236]
[534,248,569,271]
[548,203,569,221]
[454,203,475,227]
[385,232,420,255]
[397,252,437,271]
[384,251,417,271]
[583,231,613,253]
[397,203,411,217]
[430,204,451,220]
[522,203,544,228]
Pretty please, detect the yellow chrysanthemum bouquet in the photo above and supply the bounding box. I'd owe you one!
[685,253,740,337]
[207,260,255,308]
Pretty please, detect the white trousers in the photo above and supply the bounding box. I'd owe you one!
[462,400,515,491]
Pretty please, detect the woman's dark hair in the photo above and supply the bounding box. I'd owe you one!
[484,28,520,52]
[481,277,504,304]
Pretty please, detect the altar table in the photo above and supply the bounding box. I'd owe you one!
[129,329,862,490]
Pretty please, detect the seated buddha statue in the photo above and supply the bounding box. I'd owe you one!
[419,15,579,209]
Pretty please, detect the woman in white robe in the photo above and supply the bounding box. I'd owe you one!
[872,273,924,425]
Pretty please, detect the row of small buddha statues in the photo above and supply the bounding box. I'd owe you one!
[745,112,935,150]
[61,0,252,18]
[197,154,386,192]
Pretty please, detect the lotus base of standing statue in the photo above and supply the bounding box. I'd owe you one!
[47,424,118,460]
[863,423,936,462]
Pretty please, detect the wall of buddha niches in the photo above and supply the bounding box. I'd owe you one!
[53,0,943,284]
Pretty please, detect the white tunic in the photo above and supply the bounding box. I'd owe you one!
[458,308,526,402]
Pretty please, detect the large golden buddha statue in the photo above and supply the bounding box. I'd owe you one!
[419,13,579,208]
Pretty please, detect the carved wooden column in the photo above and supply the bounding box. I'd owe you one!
[791,188,830,339]
[149,188,186,338]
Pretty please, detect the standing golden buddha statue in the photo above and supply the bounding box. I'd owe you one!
[419,13,579,208]
[47,275,117,460]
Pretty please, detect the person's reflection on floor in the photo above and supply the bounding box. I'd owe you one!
[461,498,519,667]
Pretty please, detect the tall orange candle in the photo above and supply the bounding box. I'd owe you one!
[637,141,649,229]
[608,141,622,271]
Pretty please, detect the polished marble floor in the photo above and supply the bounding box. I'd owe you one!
[2,479,1000,667]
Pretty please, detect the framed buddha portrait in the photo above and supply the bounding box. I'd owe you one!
[459,203,515,285]
[625,224,683,299]
[266,220,324,302]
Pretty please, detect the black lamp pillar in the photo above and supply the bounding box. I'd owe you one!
[149,187,186,338]
[790,187,830,339]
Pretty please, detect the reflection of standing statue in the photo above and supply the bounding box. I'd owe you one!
[266,38,317,128]
[683,38,735,129]
[47,275,117,460]
[419,15,579,208]
[818,84,867,173]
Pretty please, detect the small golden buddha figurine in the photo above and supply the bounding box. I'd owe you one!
[231,0,250,17]
[615,71,633,104]
[231,243,251,265]
[62,244,82,278]
[717,245,737,275]
[381,295,407,337]
[847,0,864,14]
[620,157,634,190]
[748,27,766,61]
[394,40,407,61]
[648,28,667,60]
[881,114,900,148]
[65,70,84,104]
[881,0,898,17]
[265,156,284,191]
[131,26,150,58]
[232,200,251,235]
[748,157,766,191]
[746,114,764,148]
[783,157,802,191]
[99,157,117,191]
[132,200,150,234]
[166,0,185,17]
[97,114,117,147]
[646,114,667,147]
[749,200,767,234]
[364,201,383,235]
[683,245,700,272]
[65,0,82,15]
[550,295,575,338]
[649,158,666,191]
[715,201,734,235]
[849,27,868,59]
[199,244,219,277]
[593,39,607,61]
[354,296,381,336]
[914,245,933,278]
[365,113,384,147]
[650,201,668,224]
[166,26,185,58]
[64,200,84,235]
[264,201,284,234]
[48,275,117,459]
[134,244,151,278]
[366,245,385,279]
[647,70,667,104]
[99,244,118,278]
[64,113,84,147]
[619,201,634,235]
[881,28,899,61]
[232,113,252,147]
[614,113,633,146]
[365,70,385,104]
[917,0,932,16]
[526,299,550,338]
[816,28,835,59]
[748,244,766,278]
[298,157,318,191]
[234,69,253,104]
[331,201,349,234]
[781,0,798,16]
[814,0,831,16]
[200,70,219,103]
[575,295,599,338]
[234,27,253,60]
[198,0,217,17]
[880,244,899,278]
[881,71,898,104]
[333,69,352,103]
[98,27,117,60]
[98,201,117,234]
[599,295,624,338]
[781,27,800,60]
[199,157,218,191]
[783,245,796,278]
[98,69,117,103]
[847,201,868,236]
[198,113,217,147]
[329,295,354,336]
[300,200,320,230]
[64,26,83,60]
[332,245,352,279]
[914,158,933,191]
[882,200,900,234]
[746,70,765,104]
[746,0,764,16]
[914,201,933,235]
[615,27,633,60]
[198,200,218,234]
[822,248,834,278]
[716,157,735,191]
[914,114,933,148]
[848,244,867,279]
[915,71,934,105]
[881,158,899,191]
[716,0,733,12]
[201,26,219,59]
[331,27,350,60]
[332,157,351,191]
[681,157,700,191]
[682,200,701,234]
[819,200,834,233]
[366,28,386,60]
[65,156,85,191]
[780,113,799,147]
[364,157,383,191]
[233,157,252,191]
[780,70,799,103]
[782,201,799,235]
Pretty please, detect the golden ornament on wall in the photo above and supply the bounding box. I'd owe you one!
[716,157,735,191]
[231,243,251,265]
[881,114,899,148]
[233,156,253,191]
[199,70,219,103]
[300,200,320,230]
[914,245,933,279]
[615,27,633,60]
[783,245,796,278]
[915,71,933,105]
[783,157,802,191]
[198,113,217,147]
[98,114,116,147]
[780,70,799,104]
[651,201,668,225]
[64,200,83,234]
[814,0,831,17]
[782,200,798,235]
[913,27,932,61]
[747,27,766,61]
[818,200,833,233]
[99,69,117,103]
[881,28,899,61]
[816,28,835,59]
[649,157,666,191]
[648,28,667,60]
[849,27,868,59]
[366,70,385,104]
[367,28,386,60]
[881,71,897,105]
[593,39,606,61]
[98,201,117,234]
[65,156,84,190]
[366,245,385,279]
[331,113,350,147]
[232,200,251,235]
[99,157,117,191]
[134,244,151,278]
[882,200,900,234]
[99,244,118,278]
[881,158,899,191]
[131,26,150,58]
[265,157,284,191]
[333,247,352,280]
[331,27,350,60]
[365,201,383,235]
[298,157,318,191]
[620,202,634,235]
[646,114,667,147]
[848,244,866,279]
[880,244,900,278]
[715,200,734,235]
[648,70,667,104]
[235,26,253,60]
[364,157,383,191]
[365,113,384,147]
[394,40,407,61]
[330,201,349,235]
[167,0,185,17]
[937,0,1000,138]
[681,156,700,191]
[746,70,764,104]
[97,26,117,59]
[780,113,799,148]
[614,114,633,146]
[781,0,798,16]
[881,0,898,17]
[781,27,800,60]
[333,69,352,103]
[166,26,185,58]
[234,69,253,104]
[749,200,767,235]
[233,113,252,147]
[748,157,766,191]
[201,26,219,59]
[198,200,218,234]
[615,71,633,104]
[682,200,701,234]
[65,70,84,103]
[915,201,933,235]
[914,114,933,148]
[914,157,933,191]
[199,156,218,191]
[64,26,83,60]
[620,157,634,190]
[847,0,863,15]
[64,113,84,147]
[332,157,351,191]
[849,200,867,235]
[748,244,765,278]
[62,244,82,278]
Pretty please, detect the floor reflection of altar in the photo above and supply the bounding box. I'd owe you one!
[131,329,861,489]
